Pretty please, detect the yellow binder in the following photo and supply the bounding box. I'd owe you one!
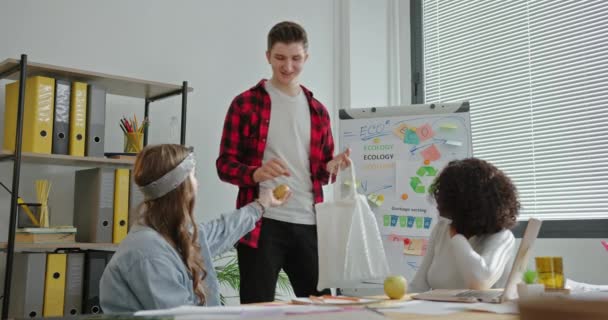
[69,82,87,156]
[3,76,55,154]
[113,169,130,243]
[43,253,67,317]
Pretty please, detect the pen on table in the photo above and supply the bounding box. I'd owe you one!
[365,306,385,316]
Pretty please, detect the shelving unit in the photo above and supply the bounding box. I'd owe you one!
[0,54,193,318]
[0,150,134,168]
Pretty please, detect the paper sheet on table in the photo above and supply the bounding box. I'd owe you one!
[566,278,608,301]
[136,304,344,317]
[292,297,381,305]
[287,309,386,320]
[385,300,470,315]
[173,306,386,320]
[566,278,608,292]
[463,302,519,314]
[173,308,383,320]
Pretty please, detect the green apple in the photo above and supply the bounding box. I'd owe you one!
[384,275,407,299]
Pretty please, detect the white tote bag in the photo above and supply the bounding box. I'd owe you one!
[315,163,390,291]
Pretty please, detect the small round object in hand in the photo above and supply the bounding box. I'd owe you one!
[273,184,290,200]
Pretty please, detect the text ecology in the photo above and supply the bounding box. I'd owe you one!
[363,143,395,160]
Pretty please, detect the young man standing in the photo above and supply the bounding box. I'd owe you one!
[216,21,350,303]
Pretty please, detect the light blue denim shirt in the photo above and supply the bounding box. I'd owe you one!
[99,203,262,313]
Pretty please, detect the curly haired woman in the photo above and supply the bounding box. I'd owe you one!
[409,158,520,293]
[99,144,290,312]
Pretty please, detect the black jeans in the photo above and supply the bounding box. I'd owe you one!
[237,218,330,303]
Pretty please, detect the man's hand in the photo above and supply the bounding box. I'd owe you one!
[257,187,292,209]
[326,148,352,174]
[253,158,290,183]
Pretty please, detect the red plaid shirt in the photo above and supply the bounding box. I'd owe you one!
[216,80,335,248]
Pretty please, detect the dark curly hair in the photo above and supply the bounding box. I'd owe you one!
[430,158,520,238]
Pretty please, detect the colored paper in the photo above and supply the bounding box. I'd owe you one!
[388,234,401,242]
[424,217,432,229]
[416,123,435,142]
[399,216,407,227]
[410,176,425,193]
[445,140,462,146]
[415,217,423,229]
[407,216,415,228]
[390,215,399,227]
[405,128,420,145]
[416,166,437,177]
[404,238,428,256]
[393,123,408,141]
[367,193,385,207]
[384,215,390,227]
[421,144,441,162]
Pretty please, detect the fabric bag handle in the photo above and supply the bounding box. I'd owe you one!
[330,160,358,199]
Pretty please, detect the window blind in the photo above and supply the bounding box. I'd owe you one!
[422,0,608,219]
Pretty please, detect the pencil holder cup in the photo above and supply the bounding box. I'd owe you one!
[535,256,565,289]
[17,203,42,228]
[124,132,143,153]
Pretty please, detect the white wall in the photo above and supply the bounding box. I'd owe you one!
[350,0,389,108]
[348,0,411,108]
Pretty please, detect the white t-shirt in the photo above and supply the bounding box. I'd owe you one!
[260,80,315,225]
[409,217,516,293]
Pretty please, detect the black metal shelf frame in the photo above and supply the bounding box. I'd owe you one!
[1,54,189,319]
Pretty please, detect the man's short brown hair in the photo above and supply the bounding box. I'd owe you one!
[267,21,308,51]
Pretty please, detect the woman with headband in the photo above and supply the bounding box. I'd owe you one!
[99,144,290,312]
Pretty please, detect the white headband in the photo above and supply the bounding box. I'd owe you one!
[139,153,196,200]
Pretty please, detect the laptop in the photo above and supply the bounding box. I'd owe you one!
[413,218,542,304]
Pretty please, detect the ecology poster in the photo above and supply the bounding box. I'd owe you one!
[338,104,472,282]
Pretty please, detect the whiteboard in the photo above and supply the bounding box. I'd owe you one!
[337,102,472,284]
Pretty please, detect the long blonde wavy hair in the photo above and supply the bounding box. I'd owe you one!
[133,144,206,304]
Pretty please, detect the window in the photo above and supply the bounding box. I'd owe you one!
[412,1,608,227]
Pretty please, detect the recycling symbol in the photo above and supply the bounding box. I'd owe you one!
[410,165,437,194]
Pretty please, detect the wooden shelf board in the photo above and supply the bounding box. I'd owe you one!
[0,58,193,99]
[0,242,118,252]
[0,150,134,168]
[0,153,13,162]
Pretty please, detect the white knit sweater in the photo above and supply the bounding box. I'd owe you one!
[409,217,516,293]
